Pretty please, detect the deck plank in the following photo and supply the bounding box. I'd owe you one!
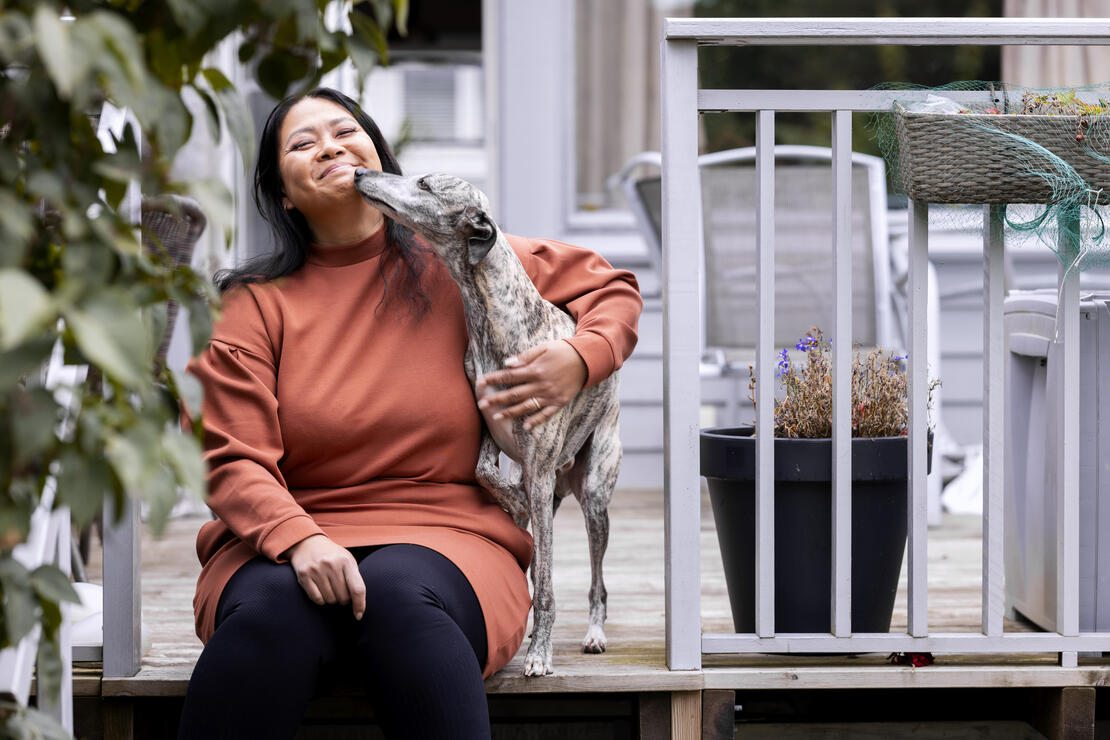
[82,487,1108,697]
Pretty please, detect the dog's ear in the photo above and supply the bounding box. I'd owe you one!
[466,210,497,265]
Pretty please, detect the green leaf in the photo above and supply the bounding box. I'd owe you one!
[32,6,82,99]
[55,447,113,529]
[30,565,80,605]
[345,28,379,87]
[164,0,208,37]
[11,387,58,468]
[35,636,63,705]
[0,193,33,266]
[256,50,310,100]
[0,269,53,351]
[187,178,235,247]
[169,367,203,417]
[1,701,71,740]
[88,11,147,96]
[350,11,389,67]
[163,427,205,503]
[393,0,409,36]
[63,291,150,388]
[185,292,213,358]
[193,85,222,144]
[0,559,35,646]
[201,68,255,172]
[368,0,393,32]
[0,338,55,393]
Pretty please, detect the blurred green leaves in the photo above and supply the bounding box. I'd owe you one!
[0,0,406,723]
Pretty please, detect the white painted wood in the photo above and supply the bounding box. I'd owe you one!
[0,482,59,704]
[831,109,852,638]
[982,205,1005,637]
[103,497,142,678]
[37,507,72,731]
[755,109,776,638]
[908,200,929,637]
[702,631,1110,654]
[1057,211,1081,650]
[665,17,1110,45]
[699,89,1001,113]
[660,36,701,672]
[703,664,1110,690]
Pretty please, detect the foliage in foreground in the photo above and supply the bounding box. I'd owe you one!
[0,0,406,729]
[749,328,936,439]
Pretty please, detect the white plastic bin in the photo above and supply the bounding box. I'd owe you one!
[1004,290,1110,632]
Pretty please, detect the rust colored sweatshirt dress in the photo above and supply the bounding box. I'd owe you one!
[187,224,641,678]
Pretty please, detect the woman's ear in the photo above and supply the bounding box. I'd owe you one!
[282,196,293,211]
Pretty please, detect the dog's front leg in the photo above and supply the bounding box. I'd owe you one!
[522,466,557,676]
[474,434,528,527]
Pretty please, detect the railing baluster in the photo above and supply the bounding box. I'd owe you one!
[907,200,929,637]
[1057,210,1081,667]
[660,36,702,671]
[831,110,853,637]
[755,109,776,638]
[982,205,1006,636]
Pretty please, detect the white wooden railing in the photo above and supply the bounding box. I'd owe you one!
[661,18,1110,670]
[0,480,73,731]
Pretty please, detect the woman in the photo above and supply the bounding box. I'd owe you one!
[177,88,641,739]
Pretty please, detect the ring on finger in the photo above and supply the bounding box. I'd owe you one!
[529,397,542,412]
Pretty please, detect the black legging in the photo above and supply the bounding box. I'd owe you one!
[178,543,490,739]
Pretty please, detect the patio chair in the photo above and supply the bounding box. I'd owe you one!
[615,145,947,523]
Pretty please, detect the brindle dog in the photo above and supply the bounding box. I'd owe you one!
[354,169,621,677]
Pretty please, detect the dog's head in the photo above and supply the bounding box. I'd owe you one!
[353,169,498,267]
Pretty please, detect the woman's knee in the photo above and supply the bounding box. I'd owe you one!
[215,558,339,650]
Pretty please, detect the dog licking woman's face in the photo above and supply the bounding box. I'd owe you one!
[277,96,385,244]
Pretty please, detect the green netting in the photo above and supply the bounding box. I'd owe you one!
[868,80,1110,276]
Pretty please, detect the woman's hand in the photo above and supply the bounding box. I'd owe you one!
[284,534,366,620]
[476,340,588,430]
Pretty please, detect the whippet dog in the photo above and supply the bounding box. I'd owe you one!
[354,169,621,677]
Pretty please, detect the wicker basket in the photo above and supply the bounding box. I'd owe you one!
[894,103,1110,204]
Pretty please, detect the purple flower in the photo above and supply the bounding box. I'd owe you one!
[776,348,790,376]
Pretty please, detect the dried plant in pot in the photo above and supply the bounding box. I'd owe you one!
[700,329,936,635]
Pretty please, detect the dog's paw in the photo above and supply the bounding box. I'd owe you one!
[582,624,607,654]
[522,653,554,677]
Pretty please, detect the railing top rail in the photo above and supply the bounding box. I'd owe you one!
[664,17,1110,45]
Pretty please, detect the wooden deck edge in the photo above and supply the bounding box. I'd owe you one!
[86,663,1110,697]
[703,665,1110,690]
[97,666,704,698]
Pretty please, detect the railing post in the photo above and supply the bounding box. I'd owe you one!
[102,497,142,677]
[982,205,1006,637]
[754,110,776,639]
[660,30,702,671]
[907,200,930,637]
[1056,210,1081,667]
[830,109,853,637]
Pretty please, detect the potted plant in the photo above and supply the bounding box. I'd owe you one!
[700,329,934,634]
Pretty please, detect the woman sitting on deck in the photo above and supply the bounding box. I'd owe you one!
[175,87,642,739]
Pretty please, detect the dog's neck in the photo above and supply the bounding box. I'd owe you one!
[446,233,550,364]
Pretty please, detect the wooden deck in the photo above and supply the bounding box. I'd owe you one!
[80,487,1110,695]
[74,487,1110,738]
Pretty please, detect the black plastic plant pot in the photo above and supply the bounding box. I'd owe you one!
[700,426,932,635]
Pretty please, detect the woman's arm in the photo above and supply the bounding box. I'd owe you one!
[476,235,642,428]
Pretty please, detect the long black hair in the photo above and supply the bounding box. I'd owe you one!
[216,88,430,318]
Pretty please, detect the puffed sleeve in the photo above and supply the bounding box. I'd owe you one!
[187,286,324,561]
[505,234,642,388]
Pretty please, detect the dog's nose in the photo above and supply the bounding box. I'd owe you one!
[354,168,367,178]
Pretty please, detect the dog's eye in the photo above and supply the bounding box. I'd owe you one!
[417,178,431,191]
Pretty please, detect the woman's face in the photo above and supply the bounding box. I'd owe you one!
[277,96,383,218]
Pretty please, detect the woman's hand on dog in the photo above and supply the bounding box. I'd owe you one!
[284,534,366,620]
[476,340,587,430]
